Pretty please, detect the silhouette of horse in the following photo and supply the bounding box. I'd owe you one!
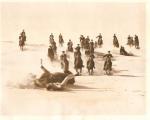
[48,47,54,61]
[103,57,112,75]
[98,38,103,47]
[74,55,84,75]
[87,57,95,75]
[19,36,26,51]
[59,38,64,47]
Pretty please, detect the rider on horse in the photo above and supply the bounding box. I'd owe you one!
[113,34,119,48]
[59,33,64,46]
[87,55,95,75]
[60,51,67,69]
[48,45,54,61]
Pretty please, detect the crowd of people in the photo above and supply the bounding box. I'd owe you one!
[18,30,140,90]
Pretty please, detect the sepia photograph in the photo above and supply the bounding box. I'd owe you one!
[0,0,148,119]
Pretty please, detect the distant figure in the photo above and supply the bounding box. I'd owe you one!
[59,33,64,47]
[85,36,90,49]
[34,65,75,91]
[48,46,54,61]
[127,35,134,47]
[49,33,54,44]
[75,44,81,52]
[19,30,26,51]
[74,54,84,75]
[60,51,67,69]
[80,35,85,49]
[89,40,94,54]
[51,40,57,53]
[62,55,69,74]
[94,41,98,48]
[113,34,119,48]
[74,47,81,59]
[134,35,140,49]
[67,40,73,52]
[96,33,103,47]
[103,56,112,75]
[87,55,95,75]
[120,46,133,56]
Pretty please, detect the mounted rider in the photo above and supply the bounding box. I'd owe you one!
[48,45,54,61]
[96,33,103,47]
[87,55,95,75]
[59,33,64,46]
[113,34,119,48]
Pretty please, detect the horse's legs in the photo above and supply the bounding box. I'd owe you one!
[80,68,82,74]
[91,69,93,75]
[88,69,90,75]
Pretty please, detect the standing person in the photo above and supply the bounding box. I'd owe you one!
[60,51,67,69]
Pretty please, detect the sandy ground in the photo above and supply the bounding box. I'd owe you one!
[0,40,145,115]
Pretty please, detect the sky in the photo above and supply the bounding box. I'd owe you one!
[0,2,145,46]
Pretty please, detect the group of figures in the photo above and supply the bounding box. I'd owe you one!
[47,33,113,76]
[127,35,140,49]
[18,30,140,91]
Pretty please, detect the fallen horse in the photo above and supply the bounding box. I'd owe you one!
[34,65,75,90]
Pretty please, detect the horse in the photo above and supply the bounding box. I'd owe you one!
[19,36,25,51]
[59,38,64,47]
[103,57,112,75]
[74,55,84,75]
[34,66,75,88]
[51,42,57,54]
[48,47,54,61]
[113,39,119,48]
[67,45,73,52]
[98,38,103,47]
[87,57,95,75]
